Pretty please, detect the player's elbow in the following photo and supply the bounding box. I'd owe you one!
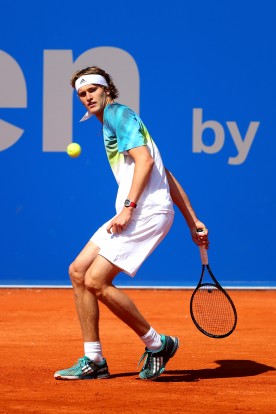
[136,154,154,175]
[145,156,155,172]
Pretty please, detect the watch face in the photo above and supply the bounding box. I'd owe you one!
[124,199,137,208]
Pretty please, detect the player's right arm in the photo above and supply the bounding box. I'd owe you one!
[107,146,154,234]
[165,168,209,248]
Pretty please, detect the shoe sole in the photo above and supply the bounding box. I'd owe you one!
[54,372,110,380]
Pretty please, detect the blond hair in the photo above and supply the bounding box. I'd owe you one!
[71,66,119,100]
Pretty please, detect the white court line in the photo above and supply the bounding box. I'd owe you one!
[0,285,275,290]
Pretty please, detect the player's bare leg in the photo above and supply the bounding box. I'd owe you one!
[68,241,101,341]
[54,241,114,380]
[84,255,179,381]
[84,255,150,336]
[69,243,150,338]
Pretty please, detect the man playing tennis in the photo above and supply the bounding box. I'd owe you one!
[54,66,209,381]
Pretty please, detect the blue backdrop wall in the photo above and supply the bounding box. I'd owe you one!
[1,0,275,287]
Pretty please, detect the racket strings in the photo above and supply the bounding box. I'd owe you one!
[191,284,236,337]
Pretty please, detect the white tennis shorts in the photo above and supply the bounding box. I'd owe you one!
[90,213,174,277]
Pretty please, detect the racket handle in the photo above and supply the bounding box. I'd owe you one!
[199,246,208,265]
[196,229,209,265]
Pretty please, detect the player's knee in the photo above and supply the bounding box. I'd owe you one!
[84,274,105,299]
[69,261,85,287]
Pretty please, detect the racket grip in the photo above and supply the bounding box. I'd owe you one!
[199,246,208,265]
[196,229,209,265]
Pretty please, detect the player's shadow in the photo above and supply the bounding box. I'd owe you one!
[110,360,275,381]
[155,360,276,382]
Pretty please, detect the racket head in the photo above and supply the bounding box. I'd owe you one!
[190,278,237,339]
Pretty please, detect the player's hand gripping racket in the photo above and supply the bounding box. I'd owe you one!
[190,233,237,338]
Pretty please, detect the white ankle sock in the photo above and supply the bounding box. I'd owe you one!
[84,341,103,362]
[140,327,162,350]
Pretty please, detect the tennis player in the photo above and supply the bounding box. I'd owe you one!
[54,66,209,381]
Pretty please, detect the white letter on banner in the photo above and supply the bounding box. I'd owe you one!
[192,108,224,154]
[0,50,27,151]
[43,50,74,152]
[227,121,260,165]
[43,47,139,152]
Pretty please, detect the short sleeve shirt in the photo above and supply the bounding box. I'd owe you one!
[103,103,174,217]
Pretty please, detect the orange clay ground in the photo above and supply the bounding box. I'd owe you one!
[0,288,275,413]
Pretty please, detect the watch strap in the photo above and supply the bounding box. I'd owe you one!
[124,199,137,208]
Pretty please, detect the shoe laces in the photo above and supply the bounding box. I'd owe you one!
[78,356,90,367]
[138,350,152,369]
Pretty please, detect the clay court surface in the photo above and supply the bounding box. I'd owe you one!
[0,288,275,413]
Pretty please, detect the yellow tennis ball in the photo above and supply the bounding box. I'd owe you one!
[67,142,81,158]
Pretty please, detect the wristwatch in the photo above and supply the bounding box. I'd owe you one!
[124,199,137,208]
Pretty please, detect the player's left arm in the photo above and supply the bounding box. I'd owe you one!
[107,146,154,234]
[165,168,209,248]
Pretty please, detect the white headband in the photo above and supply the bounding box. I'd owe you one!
[75,74,108,92]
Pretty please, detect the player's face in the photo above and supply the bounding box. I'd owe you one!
[78,84,110,119]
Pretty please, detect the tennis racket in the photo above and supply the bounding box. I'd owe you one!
[190,238,237,339]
